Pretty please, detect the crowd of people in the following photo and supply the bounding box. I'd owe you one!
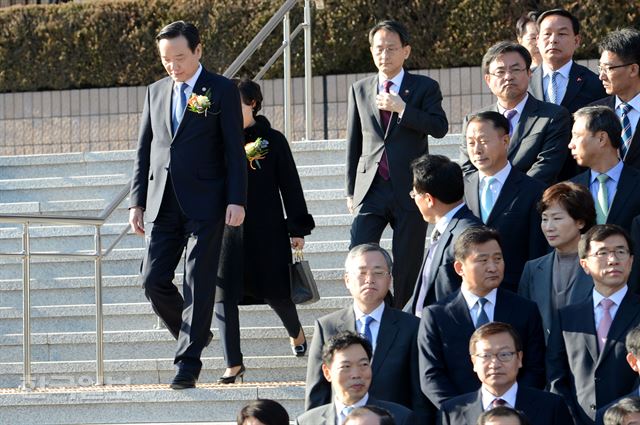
[128,7,640,425]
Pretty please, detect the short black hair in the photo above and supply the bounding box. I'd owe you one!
[477,406,531,425]
[236,399,289,425]
[578,224,634,260]
[368,20,410,46]
[482,41,532,74]
[626,326,640,357]
[467,110,511,137]
[411,154,463,203]
[454,226,502,262]
[573,106,623,150]
[156,21,201,52]
[322,331,373,366]
[344,406,396,425]
[516,11,540,38]
[604,397,640,425]
[234,78,263,115]
[537,8,580,35]
[598,28,640,71]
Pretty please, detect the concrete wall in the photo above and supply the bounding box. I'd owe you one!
[0,59,599,156]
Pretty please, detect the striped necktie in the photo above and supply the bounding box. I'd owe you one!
[620,102,633,159]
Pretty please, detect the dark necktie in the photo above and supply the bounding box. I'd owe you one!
[620,102,633,159]
[475,297,489,328]
[361,315,374,345]
[377,80,393,180]
[491,398,507,409]
[504,109,517,136]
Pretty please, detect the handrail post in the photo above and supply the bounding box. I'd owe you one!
[21,222,32,390]
[303,0,313,140]
[283,11,293,141]
[94,225,104,385]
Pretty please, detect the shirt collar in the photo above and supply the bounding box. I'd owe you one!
[435,202,466,235]
[497,93,529,115]
[479,162,512,186]
[461,287,498,310]
[378,68,405,92]
[353,300,385,323]
[481,382,519,410]
[542,60,573,79]
[616,92,640,111]
[593,285,628,309]
[175,64,203,93]
[590,160,624,185]
[335,392,369,418]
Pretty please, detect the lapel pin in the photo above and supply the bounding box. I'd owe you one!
[404,89,410,94]
[576,77,583,82]
[202,87,207,92]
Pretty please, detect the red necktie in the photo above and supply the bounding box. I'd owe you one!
[378,80,393,180]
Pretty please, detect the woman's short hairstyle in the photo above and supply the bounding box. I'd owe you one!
[234,78,263,115]
[537,182,596,234]
[236,399,289,425]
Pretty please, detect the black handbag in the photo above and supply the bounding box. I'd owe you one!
[289,249,320,305]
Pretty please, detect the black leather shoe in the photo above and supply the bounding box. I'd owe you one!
[170,369,198,390]
[217,364,246,384]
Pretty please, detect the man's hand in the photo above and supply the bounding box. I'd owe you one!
[376,90,406,115]
[226,204,245,226]
[347,196,354,214]
[291,237,305,249]
[129,207,145,236]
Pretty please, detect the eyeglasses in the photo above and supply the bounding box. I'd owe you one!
[597,63,635,74]
[488,68,527,78]
[409,189,426,199]
[473,351,517,362]
[349,270,391,280]
[372,46,401,56]
[588,248,630,261]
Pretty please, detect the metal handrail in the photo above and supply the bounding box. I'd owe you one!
[223,0,315,141]
[0,180,132,389]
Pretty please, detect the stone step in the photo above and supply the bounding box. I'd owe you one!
[0,174,130,203]
[0,323,325,363]
[289,139,346,166]
[0,382,305,424]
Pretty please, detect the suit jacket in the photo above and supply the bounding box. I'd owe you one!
[570,164,640,233]
[130,68,247,220]
[438,386,574,425]
[518,250,593,341]
[595,387,639,425]
[404,205,483,314]
[590,95,640,170]
[464,167,549,291]
[460,96,571,185]
[547,292,640,424]
[418,288,546,408]
[346,70,448,211]
[305,306,431,422]
[297,397,415,425]
[529,62,606,114]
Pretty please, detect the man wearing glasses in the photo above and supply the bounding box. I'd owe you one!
[590,28,640,170]
[547,224,640,425]
[418,226,545,410]
[460,41,571,185]
[305,244,432,423]
[438,322,572,425]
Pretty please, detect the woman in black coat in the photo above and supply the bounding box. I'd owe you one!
[214,78,315,383]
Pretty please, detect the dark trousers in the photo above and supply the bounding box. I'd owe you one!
[214,298,302,367]
[140,178,224,373]
[350,176,427,308]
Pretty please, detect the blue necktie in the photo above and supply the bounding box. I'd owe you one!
[475,298,489,328]
[361,316,374,345]
[172,82,188,135]
[480,177,496,223]
[620,102,633,159]
[548,71,560,104]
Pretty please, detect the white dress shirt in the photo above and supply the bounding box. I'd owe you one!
[481,382,518,410]
[616,92,640,144]
[497,94,529,129]
[461,287,498,323]
[589,160,624,209]
[335,393,369,424]
[593,285,627,329]
[542,60,572,104]
[479,162,512,211]
[172,63,202,115]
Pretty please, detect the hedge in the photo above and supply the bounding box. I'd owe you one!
[0,0,638,92]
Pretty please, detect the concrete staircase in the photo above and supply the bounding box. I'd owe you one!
[0,136,460,424]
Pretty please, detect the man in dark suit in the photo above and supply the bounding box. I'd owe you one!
[297,332,414,425]
[569,106,640,234]
[590,28,640,170]
[418,226,546,409]
[463,111,548,291]
[529,8,606,180]
[346,20,448,309]
[548,224,640,424]
[403,154,482,316]
[595,326,640,424]
[129,21,247,389]
[438,322,572,425]
[460,41,571,185]
[305,244,430,422]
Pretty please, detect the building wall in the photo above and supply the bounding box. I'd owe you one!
[0,59,599,156]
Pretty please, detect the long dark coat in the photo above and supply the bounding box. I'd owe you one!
[216,116,315,304]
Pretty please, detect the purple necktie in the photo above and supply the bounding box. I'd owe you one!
[504,109,517,136]
[378,80,393,180]
[491,398,507,409]
[597,298,614,353]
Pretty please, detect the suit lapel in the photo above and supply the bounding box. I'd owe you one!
[338,307,357,333]
[509,97,540,156]
[534,253,554,327]
[494,289,516,323]
[367,76,385,138]
[449,291,475,328]
[608,165,634,223]
[529,67,544,100]
[427,219,455,285]
[464,174,481,217]
[463,391,484,425]
[164,79,174,137]
[371,308,398,375]
[172,69,211,141]
[598,294,640,365]
[561,63,585,109]
[387,72,414,136]
[572,170,590,187]
[322,404,336,425]
[577,299,600,364]
[487,169,520,224]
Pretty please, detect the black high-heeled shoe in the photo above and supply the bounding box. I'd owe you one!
[291,339,307,357]
[217,364,246,384]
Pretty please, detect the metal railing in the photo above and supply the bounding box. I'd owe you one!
[224,0,318,141]
[0,183,132,388]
